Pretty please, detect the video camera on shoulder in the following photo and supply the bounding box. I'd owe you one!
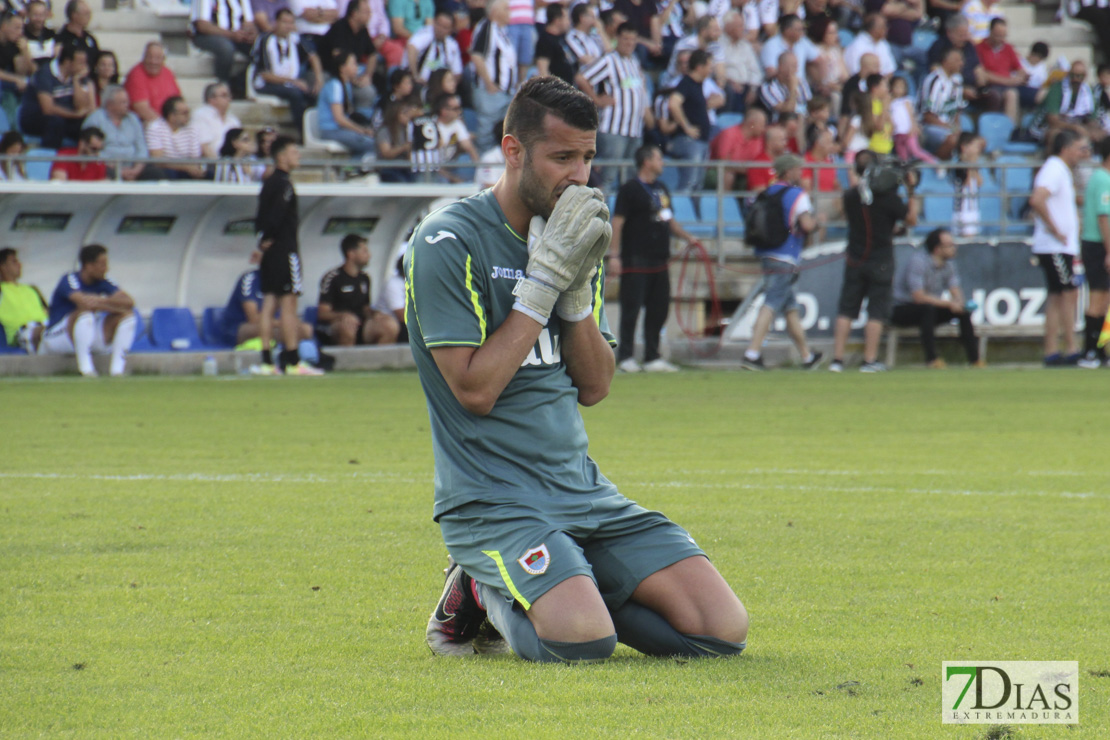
[856,152,920,199]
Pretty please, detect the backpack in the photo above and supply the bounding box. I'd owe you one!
[744,186,790,250]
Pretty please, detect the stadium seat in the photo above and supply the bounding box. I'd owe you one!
[672,195,714,237]
[302,109,349,154]
[25,148,55,181]
[0,107,9,134]
[978,112,1017,153]
[715,112,744,131]
[916,167,950,193]
[839,29,855,49]
[699,195,744,237]
[245,64,285,107]
[462,107,478,137]
[959,113,974,133]
[979,193,1002,235]
[302,305,317,328]
[659,158,680,191]
[0,327,25,353]
[201,307,233,347]
[922,193,954,228]
[912,28,937,51]
[150,307,213,351]
[996,155,1034,231]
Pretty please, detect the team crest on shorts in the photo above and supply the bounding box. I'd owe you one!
[518,545,550,575]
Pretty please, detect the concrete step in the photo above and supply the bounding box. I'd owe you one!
[998,3,1036,27]
[166,54,215,77]
[95,30,162,65]
[92,8,187,33]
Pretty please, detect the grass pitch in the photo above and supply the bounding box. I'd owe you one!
[1,368,1108,739]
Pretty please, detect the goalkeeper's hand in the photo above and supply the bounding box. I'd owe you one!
[512,185,611,325]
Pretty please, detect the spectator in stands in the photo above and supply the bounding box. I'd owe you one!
[666,15,726,88]
[317,50,376,156]
[252,0,291,33]
[370,66,415,129]
[1020,42,1049,99]
[0,12,33,123]
[975,18,1027,126]
[317,0,377,111]
[859,73,893,156]
[612,0,663,68]
[830,149,919,372]
[961,0,1001,44]
[289,0,338,51]
[889,74,936,162]
[408,92,475,182]
[1029,129,1086,366]
[1068,0,1110,68]
[124,42,182,126]
[845,13,896,77]
[867,0,925,81]
[376,99,419,182]
[760,15,820,78]
[49,125,105,180]
[254,136,324,375]
[949,131,983,236]
[741,153,824,371]
[576,22,651,193]
[193,82,243,159]
[918,45,964,159]
[0,131,27,181]
[39,243,137,378]
[388,0,434,50]
[23,1,55,65]
[611,144,696,373]
[566,3,606,69]
[711,107,766,191]
[55,0,99,65]
[251,125,276,179]
[535,5,576,85]
[505,0,536,85]
[721,10,761,113]
[471,0,517,152]
[666,48,712,193]
[891,227,981,368]
[841,51,879,118]
[407,10,463,82]
[812,17,849,116]
[0,247,48,352]
[216,264,316,347]
[474,117,505,188]
[657,0,685,63]
[90,50,119,106]
[599,8,627,53]
[760,50,813,121]
[316,233,400,347]
[927,14,990,110]
[82,86,164,181]
[1078,137,1110,367]
[215,127,258,182]
[1031,61,1101,144]
[190,0,258,92]
[802,124,841,239]
[746,122,787,192]
[145,96,206,180]
[20,44,94,149]
[252,8,324,132]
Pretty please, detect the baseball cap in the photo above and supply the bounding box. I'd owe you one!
[773,153,804,174]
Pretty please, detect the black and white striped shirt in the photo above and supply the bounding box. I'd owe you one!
[409,114,443,173]
[582,50,648,137]
[565,28,605,65]
[1068,0,1110,17]
[191,0,255,32]
[470,19,517,93]
[408,25,464,82]
[252,32,310,89]
[918,68,963,123]
[758,77,812,120]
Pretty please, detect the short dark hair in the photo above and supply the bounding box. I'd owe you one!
[162,95,184,119]
[80,126,104,144]
[989,17,1006,30]
[344,0,367,18]
[433,9,453,23]
[1099,136,1110,160]
[779,14,801,31]
[688,48,711,71]
[695,14,714,34]
[433,93,459,115]
[78,244,107,267]
[599,8,617,27]
[0,247,16,264]
[1099,62,1110,77]
[275,7,294,20]
[0,130,24,154]
[271,135,296,160]
[865,73,884,91]
[340,233,366,257]
[546,4,565,23]
[862,12,882,33]
[1051,128,1082,155]
[854,149,877,175]
[616,21,637,36]
[943,45,963,62]
[571,3,590,26]
[634,143,660,169]
[58,43,83,64]
[64,0,79,21]
[504,75,598,151]
[924,227,949,253]
[1030,41,1049,58]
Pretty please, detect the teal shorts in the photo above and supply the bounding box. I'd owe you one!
[438,491,705,611]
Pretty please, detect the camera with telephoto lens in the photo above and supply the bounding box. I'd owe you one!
[864,156,920,194]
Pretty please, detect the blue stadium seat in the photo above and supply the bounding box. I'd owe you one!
[716,112,744,131]
[923,193,954,228]
[917,167,950,193]
[130,310,156,352]
[912,28,937,51]
[150,307,212,351]
[302,305,317,328]
[462,107,478,137]
[978,193,1002,235]
[0,107,9,134]
[839,29,856,49]
[0,327,25,353]
[25,148,55,181]
[659,159,680,191]
[201,307,233,347]
[959,113,974,133]
[699,195,744,237]
[672,195,714,237]
[977,112,1013,153]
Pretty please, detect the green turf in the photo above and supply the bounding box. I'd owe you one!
[1,369,1107,739]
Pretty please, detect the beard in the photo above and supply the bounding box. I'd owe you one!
[518,150,558,220]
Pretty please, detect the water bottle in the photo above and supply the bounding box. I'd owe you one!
[202,355,218,376]
[1073,257,1086,288]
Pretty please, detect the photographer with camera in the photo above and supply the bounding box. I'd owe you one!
[829,150,919,372]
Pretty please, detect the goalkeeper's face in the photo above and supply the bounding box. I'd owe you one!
[518,115,597,220]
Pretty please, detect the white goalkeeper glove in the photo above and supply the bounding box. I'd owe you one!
[512,185,611,325]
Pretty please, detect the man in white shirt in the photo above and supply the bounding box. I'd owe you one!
[721,10,761,112]
[759,14,820,78]
[288,0,339,48]
[1028,129,1089,365]
[191,82,243,159]
[844,13,897,76]
[145,96,206,179]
